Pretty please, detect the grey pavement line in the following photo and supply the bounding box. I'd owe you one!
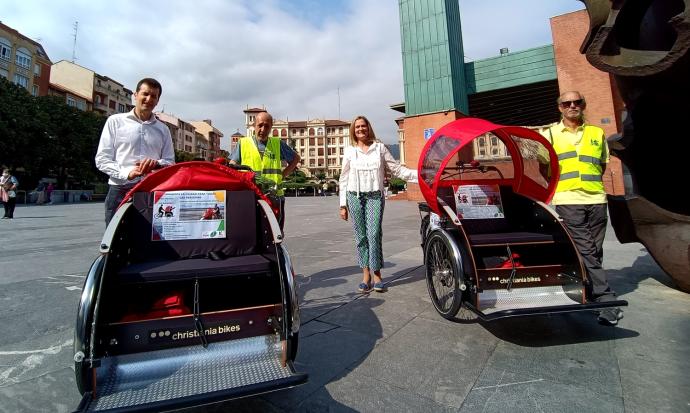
[472,378,545,390]
[301,320,341,339]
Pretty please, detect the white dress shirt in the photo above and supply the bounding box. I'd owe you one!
[95,110,175,186]
[339,142,418,207]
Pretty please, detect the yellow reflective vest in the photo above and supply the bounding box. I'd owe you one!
[549,125,606,193]
[239,136,284,196]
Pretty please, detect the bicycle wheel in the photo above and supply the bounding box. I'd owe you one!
[424,231,464,319]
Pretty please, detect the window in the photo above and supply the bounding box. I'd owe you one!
[478,137,485,147]
[309,137,315,146]
[13,73,29,89]
[66,96,76,107]
[272,129,278,137]
[318,148,324,156]
[339,127,343,134]
[309,149,315,157]
[0,38,11,61]
[281,129,287,137]
[109,100,116,109]
[32,85,38,96]
[33,63,41,76]
[340,148,344,155]
[76,100,86,110]
[491,137,498,146]
[317,128,324,135]
[492,148,499,156]
[318,138,323,145]
[0,68,7,79]
[309,128,315,136]
[309,159,315,166]
[300,129,305,136]
[118,103,126,112]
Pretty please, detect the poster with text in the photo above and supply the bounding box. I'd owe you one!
[452,184,504,219]
[151,190,226,241]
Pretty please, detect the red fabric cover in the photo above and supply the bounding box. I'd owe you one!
[117,161,276,214]
[496,253,524,268]
[152,291,184,309]
[417,117,560,214]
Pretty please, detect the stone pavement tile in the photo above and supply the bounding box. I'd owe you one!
[0,278,80,347]
[261,325,378,410]
[617,357,690,413]
[613,299,690,413]
[296,371,454,413]
[316,289,429,340]
[352,317,498,409]
[0,367,78,413]
[0,330,75,392]
[458,370,624,413]
[471,313,629,400]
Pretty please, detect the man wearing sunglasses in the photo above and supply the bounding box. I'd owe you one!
[544,91,622,326]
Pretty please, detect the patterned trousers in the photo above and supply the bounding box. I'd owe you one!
[347,191,385,271]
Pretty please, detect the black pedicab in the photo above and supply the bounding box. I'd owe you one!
[74,161,306,412]
[418,118,627,321]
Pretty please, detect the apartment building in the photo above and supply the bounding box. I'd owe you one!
[190,120,222,161]
[0,22,52,96]
[156,112,202,155]
[49,60,133,115]
[243,107,350,178]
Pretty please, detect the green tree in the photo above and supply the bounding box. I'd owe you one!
[0,78,106,189]
[175,150,197,162]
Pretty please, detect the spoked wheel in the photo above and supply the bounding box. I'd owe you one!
[424,231,464,319]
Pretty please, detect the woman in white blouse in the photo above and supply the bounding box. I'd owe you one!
[339,116,418,293]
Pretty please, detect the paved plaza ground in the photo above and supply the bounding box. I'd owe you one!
[0,198,688,412]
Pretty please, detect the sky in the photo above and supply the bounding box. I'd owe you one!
[2,0,584,148]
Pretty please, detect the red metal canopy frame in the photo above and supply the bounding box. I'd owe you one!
[417,118,560,215]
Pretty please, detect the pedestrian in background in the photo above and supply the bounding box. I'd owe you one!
[339,115,417,293]
[1,169,19,219]
[45,182,54,204]
[95,78,175,226]
[543,91,622,326]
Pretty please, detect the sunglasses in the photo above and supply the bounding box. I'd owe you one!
[560,99,584,108]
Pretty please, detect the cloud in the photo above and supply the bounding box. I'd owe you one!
[3,0,583,148]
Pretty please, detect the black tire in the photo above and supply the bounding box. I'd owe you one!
[424,231,464,319]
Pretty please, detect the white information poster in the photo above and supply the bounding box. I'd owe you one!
[452,184,504,219]
[152,190,226,241]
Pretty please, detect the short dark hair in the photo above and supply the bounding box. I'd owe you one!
[136,78,162,96]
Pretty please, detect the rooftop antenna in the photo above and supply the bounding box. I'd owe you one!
[71,21,78,63]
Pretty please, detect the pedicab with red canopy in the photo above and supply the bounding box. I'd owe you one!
[417,118,627,321]
[74,161,306,412]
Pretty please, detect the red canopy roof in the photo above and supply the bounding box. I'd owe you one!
[417,118,560,214]
[119,161,273,210]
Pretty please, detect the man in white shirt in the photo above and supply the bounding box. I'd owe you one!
[95,78,175,225]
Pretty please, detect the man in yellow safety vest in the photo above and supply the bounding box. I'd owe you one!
[229,111,300,228]
[544,91,622,326]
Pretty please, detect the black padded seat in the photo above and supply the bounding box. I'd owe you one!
[118,254,272,283]
[468,231,554,245]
